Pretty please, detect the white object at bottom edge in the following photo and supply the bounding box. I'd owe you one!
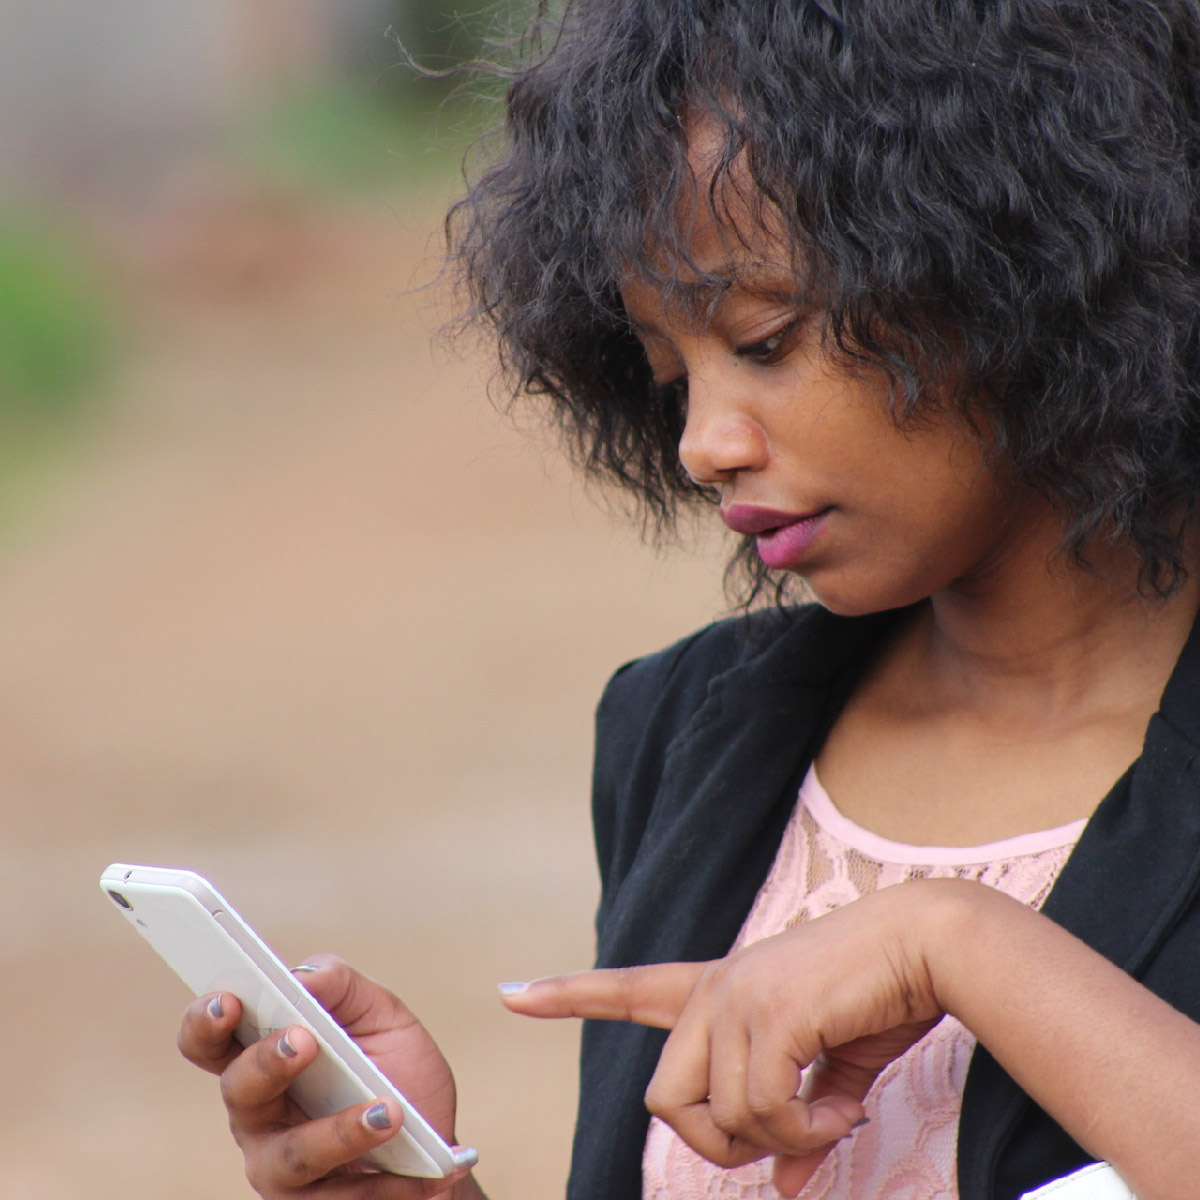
[1019,1161,1134,1199]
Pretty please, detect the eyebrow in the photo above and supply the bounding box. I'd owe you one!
[624,278,806,339]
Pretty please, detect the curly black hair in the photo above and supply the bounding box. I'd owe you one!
[449,0,1200,599]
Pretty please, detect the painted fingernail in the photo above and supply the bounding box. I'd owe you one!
[278,1030,298,1059]
[851,1117,871,1129]
[207,995,224,1019]
[290,964,320,973]
[451,1146,479,1169]
[498,982,529,996]
[363,1103,392,1131]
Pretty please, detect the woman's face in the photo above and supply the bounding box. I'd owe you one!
[621,156,1042,616]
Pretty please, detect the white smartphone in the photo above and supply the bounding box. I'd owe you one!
[99,862,473,1179]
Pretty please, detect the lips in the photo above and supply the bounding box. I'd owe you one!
[720,504,825,535]
[720,504,831,570]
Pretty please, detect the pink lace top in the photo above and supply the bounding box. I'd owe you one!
[642,766,1086,1200]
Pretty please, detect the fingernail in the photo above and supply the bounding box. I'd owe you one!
[291,964,320,973]
[363,1103,391,1131]
[278,1030,298,1058]
[851,1116,871,1129]
[498,982,529,996]
[451,1145,479,1169]
[207,995,224,1019]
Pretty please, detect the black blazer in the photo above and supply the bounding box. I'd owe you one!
[565,605,1200,1200]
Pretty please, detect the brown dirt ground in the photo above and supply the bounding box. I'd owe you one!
[0,186,730,1198]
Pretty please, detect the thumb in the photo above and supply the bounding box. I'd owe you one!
[770,1097,868,1197]
[290,954,419,1038]
[498,961,709,1029]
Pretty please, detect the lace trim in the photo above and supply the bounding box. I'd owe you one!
[802,770,1087,866]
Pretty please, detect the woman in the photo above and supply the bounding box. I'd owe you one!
[179,2,1200,1196]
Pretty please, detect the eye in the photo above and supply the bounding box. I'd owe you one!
[734,318,802,365]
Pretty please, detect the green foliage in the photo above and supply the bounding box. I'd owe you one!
[226,2,540,197]
[228,80,497,195]
[0,213,113,420]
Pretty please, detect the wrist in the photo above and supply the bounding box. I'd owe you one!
[900,877,1010,1014]
[906,877,1033,1017]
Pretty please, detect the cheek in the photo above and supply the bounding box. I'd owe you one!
[879,420,996,529]
[806,462,1007,613]
[884,454,1008,565]
[800,544,948,616]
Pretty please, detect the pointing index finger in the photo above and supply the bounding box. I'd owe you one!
[499,961,708,1029]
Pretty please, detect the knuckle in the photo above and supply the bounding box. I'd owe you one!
[245,1159,294,1199]
[176,1009,209,1062]
[243,1146,280,1196]
[331,1109,369,1156]
[276,1130,314,1185]
[691,962,722,1001]
[720,1143,763,1169]
[243,1152,270,1193]
[708,1102,745,1136]
[723,964,758,1005]
[219,1045,278,1115]
[692,1129,745,1168]
[218,1068,243,1114]
[745,1091,780,1120]
[228,1111,250,1151]
[610,967,637,1018]
[643,1081,671,1117]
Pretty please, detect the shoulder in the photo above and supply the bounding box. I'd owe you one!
[595,604,828,737]
[589,604,863,878]
[588,603,904,927]
[594,601,896,742]
[587,607,813,923]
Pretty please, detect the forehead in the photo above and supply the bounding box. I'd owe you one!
[619,112,805,320]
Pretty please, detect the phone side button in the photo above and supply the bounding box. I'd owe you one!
[212,911,304,1007]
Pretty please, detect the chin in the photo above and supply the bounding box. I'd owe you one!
[800,569,933,618]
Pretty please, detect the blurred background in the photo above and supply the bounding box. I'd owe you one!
[0,4,730,1197]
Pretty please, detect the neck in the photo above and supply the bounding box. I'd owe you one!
[913,510,1200,725]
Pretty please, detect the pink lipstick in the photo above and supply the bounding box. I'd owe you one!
[721,504,830,570]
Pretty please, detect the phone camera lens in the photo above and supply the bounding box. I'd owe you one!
[107,889,133,910]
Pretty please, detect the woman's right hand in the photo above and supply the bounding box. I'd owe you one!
[177,953,481,1199]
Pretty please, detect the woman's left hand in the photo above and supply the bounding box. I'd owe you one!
[500,883,947,1196]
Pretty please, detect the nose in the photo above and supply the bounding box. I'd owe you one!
[676,368,769,486]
